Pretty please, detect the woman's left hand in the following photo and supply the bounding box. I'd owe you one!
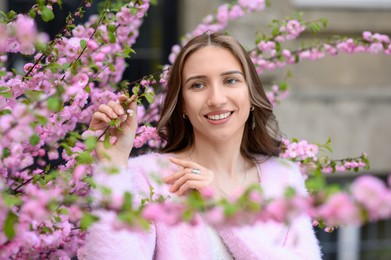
[162,157,215,196]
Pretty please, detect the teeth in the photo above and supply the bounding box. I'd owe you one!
[207,112,231,120]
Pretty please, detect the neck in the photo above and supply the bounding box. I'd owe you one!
[187,132,246,177]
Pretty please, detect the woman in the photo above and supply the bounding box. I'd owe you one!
[82,32,322,259]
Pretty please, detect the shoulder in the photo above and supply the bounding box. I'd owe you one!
[253,155,307,197]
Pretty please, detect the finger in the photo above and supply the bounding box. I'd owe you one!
[107,100,125,116]
[168,157,198,169]
[122,95,138,128]
[98,104,118,119]
[162,169,188,183]
[177,180,202,196]
[170,172,203,193]
[92,112,111,124]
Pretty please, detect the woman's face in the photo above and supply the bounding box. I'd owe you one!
[181,46,251,142]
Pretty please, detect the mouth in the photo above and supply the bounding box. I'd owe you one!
[204,111,233,121]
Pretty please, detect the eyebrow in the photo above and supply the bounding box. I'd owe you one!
[185,70,243,84]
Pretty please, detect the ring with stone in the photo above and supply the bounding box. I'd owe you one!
[191,168,201,175]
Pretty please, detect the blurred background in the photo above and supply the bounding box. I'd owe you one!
[2,0,391,259]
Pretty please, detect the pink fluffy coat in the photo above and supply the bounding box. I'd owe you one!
[80,153,322,260]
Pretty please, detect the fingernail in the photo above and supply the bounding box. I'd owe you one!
[117,108,125,114]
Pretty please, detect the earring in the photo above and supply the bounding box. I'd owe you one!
[250,107,255,130]
[183,113,188,119]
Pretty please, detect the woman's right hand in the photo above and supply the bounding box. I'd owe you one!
[89,94,138,167]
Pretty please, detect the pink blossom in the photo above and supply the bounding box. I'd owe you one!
[48,149,59,160]
[64,37,81,57]
[229,5,244,19]
[351,175,390,220]
[73,165,86,182]
[335,165,346,172]
[363,31,373,42]
[13,15,37,55]
[373,33,390,43]
[239,0,265,11]
[318,192,360,226]
[72,25,86,38]
[204,207,225,225]
[216,4,229,26]
[74,73,89,88]
[322,166,333,174]
[199,186,214,198]
[286,20,305,38]
[257,41,275,52]
[368,42,384,54]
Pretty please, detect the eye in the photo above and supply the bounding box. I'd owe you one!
[225,78,238,85]
[191,82,205,89]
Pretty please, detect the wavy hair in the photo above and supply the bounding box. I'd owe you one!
[157,32,281,160]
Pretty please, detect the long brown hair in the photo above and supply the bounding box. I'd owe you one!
[157,32,281,160]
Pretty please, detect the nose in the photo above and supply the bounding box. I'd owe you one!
[206,83,227,107]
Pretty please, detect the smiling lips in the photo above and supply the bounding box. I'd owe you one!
[204,111,233,123]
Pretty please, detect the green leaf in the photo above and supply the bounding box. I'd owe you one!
[0,86,12,98]
[71,61,79,75]
[2,148,10,158]
[223,202,237,216]
[122,192,133,211]
[0,109,11,116]
[265,0,271,7]
[3,194,22,208]
[36,114,48,125]
[41,6,55,22]
[279,82,288,91]
[47,96,61,111]
[103,133,111,149]
[4,211,18,240]
[0,91,12,98]
[272,27,279,37]
[305,174,326,192]
[80,39,87,49]
[144,93,154,104]
[29,134,40,146]
[108,32,116,43]
[108,63,115,72]
[29,9,36,18]
[80,212,99,230]
[132,85,139,95]
[284,187,296,198]
[7,10,17,20]
[84,85,91,93]
[107,24,116,33]
[37,0,45,6]
[25,90,44,102]
[320,18,328,28]
[85,136,97,150]
[76,151,94,164]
